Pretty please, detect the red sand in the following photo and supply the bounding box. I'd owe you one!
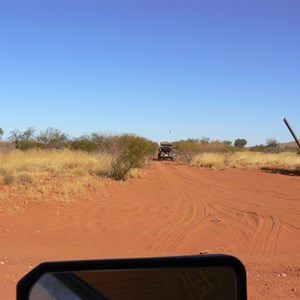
[1,161,300,299]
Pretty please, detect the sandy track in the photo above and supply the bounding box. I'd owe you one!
[1,161,299,299]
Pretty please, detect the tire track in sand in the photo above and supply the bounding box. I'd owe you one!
[150,162,206,251]
[208,203,281,260]
[151,162,282,260]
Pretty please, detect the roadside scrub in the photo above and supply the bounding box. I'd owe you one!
[0,134,157,202]
[191,151,300,171]
[110,134,157,180]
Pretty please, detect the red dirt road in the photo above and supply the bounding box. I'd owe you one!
[1,161,300,299]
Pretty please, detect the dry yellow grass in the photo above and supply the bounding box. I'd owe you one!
[128,168,143,179]
[1,149,299,203]
[191,153,227,169]
[191,151,300,170]
[0,149,113,202]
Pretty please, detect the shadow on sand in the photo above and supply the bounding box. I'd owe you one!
[261,167,300,177]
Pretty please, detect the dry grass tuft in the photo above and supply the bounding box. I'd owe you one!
[17,173,34,184]
[3,172,16,185]
[128,168,143,179]
[191,153,228,169]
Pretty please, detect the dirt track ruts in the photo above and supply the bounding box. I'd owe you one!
[1,161,300,299]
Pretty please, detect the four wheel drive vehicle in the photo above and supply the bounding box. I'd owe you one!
[17,254,247,300]
[158,142,175,160]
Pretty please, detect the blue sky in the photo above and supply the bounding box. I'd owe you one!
[0,0,299,146]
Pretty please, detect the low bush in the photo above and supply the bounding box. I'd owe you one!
[110,134,157,180]
[69,136,97,153]
[173,139,232,162]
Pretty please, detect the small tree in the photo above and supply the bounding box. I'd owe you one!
[200,137,210,144]
[9,127,35,149]
[70,135,97,152]
[265,138,280,153]
[22,127,35,141]
[0,128,3,140]
[234,138,247,147]
[36,127,68,149]
[266,138,278,148]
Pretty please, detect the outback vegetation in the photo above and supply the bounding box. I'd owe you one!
[0,128,157,202]
[0,150,113,203]
[191,151,300,171]
[0,127,299,202]
[173,138,300,171]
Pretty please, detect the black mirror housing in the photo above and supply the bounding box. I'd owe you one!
[17,254,247,300]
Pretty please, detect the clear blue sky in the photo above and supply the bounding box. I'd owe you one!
[1,0,299,146]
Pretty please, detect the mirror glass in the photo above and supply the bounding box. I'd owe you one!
[29,266,238,300]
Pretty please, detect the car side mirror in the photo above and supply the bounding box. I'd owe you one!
[17,254,247,300]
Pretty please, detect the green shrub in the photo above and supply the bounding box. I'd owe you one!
[110,134,157,180]
[17,140,41,150]
[234,138,247,147]
[111,158,131,181]
[249,145,266,152]
[69,136,97,152]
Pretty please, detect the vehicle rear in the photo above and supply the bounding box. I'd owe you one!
[158,143,175,160]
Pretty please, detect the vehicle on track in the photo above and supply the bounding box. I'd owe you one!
[157,142,175,161]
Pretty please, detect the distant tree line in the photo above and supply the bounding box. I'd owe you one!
[1,127,155,155]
